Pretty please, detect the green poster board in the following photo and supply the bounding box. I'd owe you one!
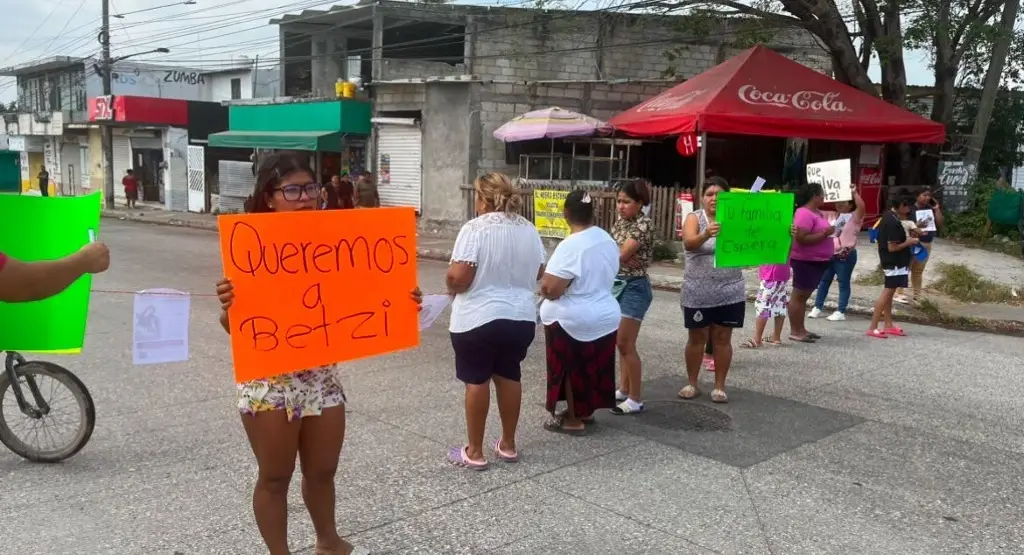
[0,193,102,352]
[714,192,795,268]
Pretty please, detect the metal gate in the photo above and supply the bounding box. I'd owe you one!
[374,119,422,211]
[187,145,206,213]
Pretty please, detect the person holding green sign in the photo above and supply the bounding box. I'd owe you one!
[0,243,110,303]
[678,177,745,404]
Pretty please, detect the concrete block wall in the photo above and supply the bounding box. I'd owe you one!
[471,12,830,83]
[380,59,468,81]
[374,83,427,111]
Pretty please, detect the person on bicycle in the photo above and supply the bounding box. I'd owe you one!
[0,243,110,303]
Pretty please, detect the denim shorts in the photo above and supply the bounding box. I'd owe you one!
[616,275,653,322]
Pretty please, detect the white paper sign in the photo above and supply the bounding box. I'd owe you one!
[418,294,452,330]
[806,159,852,202]
[750,176,766,193]
[832,213,853,237]
[133,288,191,365]
[915,209,937,232]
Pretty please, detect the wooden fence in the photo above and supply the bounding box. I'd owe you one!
[459,184,696,242]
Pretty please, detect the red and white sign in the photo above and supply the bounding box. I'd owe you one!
[857,166,882,187]
[675,133,699,157]
[737,85,849,113]
[90,95,114,121]
[674,192,694,238]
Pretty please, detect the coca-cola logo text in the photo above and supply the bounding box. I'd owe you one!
[636,89,706,113]
[857,167,882,186]
[737,85,850,112]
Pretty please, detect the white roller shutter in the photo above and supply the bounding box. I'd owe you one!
[375,120,422,211]
[112,135,132,202]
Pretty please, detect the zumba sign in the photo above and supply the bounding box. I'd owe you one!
[737,85,850,112]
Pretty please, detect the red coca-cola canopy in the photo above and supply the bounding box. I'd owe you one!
[609,45,945,144]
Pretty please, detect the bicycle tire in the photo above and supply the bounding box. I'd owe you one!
[0,361,96,463]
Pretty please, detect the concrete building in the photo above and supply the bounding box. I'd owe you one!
[272,1,831,228]
[0,56,279,196]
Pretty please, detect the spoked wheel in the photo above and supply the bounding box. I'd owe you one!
[0,361,96,462]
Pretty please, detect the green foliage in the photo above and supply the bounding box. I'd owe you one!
[652,240,679,261]
[943,178,999,239]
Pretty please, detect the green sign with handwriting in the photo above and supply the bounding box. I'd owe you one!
[714,192,794,268]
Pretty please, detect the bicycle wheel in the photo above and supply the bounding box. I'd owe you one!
[0,361,96,462]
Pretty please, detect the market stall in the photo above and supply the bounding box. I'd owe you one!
[608,45,946,225]
[493,107,640,237]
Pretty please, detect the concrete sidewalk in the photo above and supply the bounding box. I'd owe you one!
[101,206,1024,333]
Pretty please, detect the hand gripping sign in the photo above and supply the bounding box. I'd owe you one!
[218,207,420,382]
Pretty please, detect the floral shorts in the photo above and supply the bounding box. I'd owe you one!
[237,366,347,421]
[754,280,789,319]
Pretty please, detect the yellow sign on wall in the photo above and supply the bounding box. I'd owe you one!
[533,189,569,238]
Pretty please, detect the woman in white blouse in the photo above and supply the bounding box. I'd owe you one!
[539,190,621,434]
[445,173,546,470]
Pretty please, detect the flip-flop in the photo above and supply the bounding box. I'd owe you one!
[447,446,489,471]
[741,338,762,349]
[763,338,783,346]
[543,414,588,435]
[807,332,823,340]
[678,385,701,400]
[883,327,906,337]
[866,329,887,339]
[711,388,729,403]
[555,408,595,424]
[493,438,519,462]
[788,335,816,343]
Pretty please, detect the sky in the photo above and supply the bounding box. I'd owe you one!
[0,0,935,105]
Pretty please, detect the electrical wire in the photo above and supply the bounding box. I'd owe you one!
[0,0,68,65]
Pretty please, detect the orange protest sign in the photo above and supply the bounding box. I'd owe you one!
[217,207,419,383]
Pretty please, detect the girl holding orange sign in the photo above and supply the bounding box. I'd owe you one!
[215,152,423,555]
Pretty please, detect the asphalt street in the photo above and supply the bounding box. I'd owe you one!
[1,220,1022,554]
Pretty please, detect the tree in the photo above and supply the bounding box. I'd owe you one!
[963,0,1020,170]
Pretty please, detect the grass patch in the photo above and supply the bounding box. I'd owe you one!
[855,265,885,286]
[929,262,1018,304]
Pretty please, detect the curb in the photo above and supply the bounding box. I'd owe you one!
[103,212,1024,336]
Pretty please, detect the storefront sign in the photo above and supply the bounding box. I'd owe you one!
[533,189,570,238]
[90,95,115,121]
[217,207,419,382]
[7,136,25,152]
[675,133,698,157]
[714,192,795,268]
[737,85,850,113]
[806,158,851,202]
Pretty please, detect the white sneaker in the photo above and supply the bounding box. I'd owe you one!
[826,311,846,321]
[808,307,822,319]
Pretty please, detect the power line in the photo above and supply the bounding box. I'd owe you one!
[0,0,69,65]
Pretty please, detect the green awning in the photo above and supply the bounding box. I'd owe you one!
[207,130,343,152]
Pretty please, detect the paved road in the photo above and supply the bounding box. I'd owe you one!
[2,221,1023,554]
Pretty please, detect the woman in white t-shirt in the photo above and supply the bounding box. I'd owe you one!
[539,190,621,435]
[445,172,547,471]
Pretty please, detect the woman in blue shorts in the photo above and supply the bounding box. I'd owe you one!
[610,180,654,415]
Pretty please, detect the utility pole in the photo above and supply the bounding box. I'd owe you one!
[100,0,115,209]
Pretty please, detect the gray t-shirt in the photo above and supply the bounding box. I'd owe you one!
[681,209,746,309]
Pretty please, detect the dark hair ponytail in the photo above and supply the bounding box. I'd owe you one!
[563,189,595,225]
[794,181,824,207]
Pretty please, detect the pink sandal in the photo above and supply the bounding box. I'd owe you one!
[883,327,905,337]
[447,446,488,471]
[866,329,887,339]
[493,439,519,463]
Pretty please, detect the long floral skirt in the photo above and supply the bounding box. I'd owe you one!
[544,322,617,418]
